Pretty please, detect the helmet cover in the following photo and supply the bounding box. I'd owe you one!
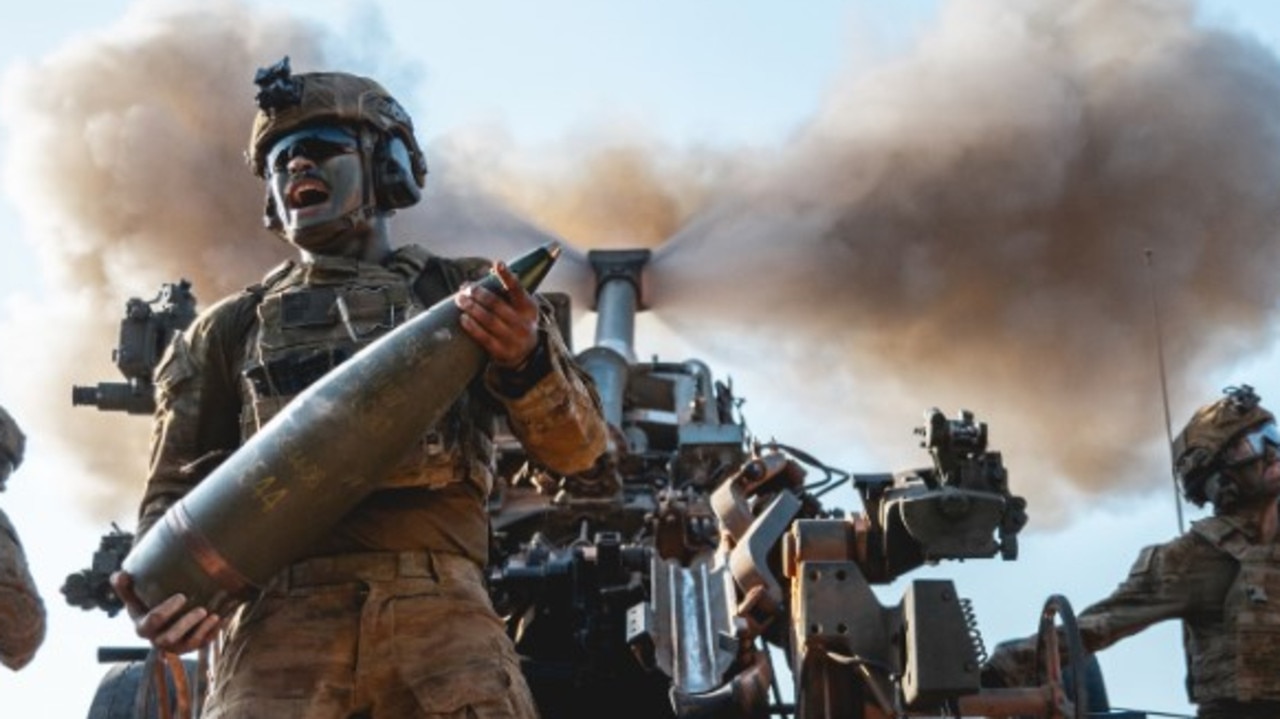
[247,56,426,189]
[1173,384,1273,505]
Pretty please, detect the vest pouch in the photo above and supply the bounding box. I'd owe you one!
[1230,543,1280,701]
[239,254,489,492]
[1191,519,1280,703]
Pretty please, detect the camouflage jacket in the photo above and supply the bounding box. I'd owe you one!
[984,513,1280,705]
[136,245,607,566]
[0,508,45,670]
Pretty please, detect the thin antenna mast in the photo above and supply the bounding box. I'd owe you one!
[1144,248,1185,533]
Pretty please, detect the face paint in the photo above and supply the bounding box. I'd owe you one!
[266,125,370,255]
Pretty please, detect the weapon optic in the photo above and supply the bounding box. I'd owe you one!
[71,280,196,415]
[61,523,132,617]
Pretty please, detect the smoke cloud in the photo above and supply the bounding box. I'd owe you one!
[4,0,1280,525]
[646,0,1280,519]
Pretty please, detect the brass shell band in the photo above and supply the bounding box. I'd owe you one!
[165,504,258,598]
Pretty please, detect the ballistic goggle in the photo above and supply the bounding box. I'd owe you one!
[266,126,359,174]
[1239,420,1280,460]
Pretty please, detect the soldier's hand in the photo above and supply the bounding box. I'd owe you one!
[980,637,1038,689]
[456,261,539,369]
[110,571,223,654]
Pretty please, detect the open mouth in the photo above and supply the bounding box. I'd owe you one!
[287,177,331,209]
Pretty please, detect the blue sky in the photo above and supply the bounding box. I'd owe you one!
[2,1,1280,716]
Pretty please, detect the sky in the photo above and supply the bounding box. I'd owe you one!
[3,0,1280,716]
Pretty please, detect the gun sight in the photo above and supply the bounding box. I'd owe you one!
[71,280,196,415]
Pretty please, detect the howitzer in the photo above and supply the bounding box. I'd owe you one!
[75,245,1133,719]
[486,248,1123,719]
[122,243,561,615]
[71,280,196,415]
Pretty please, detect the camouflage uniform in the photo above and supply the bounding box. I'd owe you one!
[985,512,1280,718]
[0,406,46,671]
[986,386,1280,718]
[135,247,607,718]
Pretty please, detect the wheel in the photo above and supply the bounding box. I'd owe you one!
[1033,595,1088,719]
[85,652,204,719]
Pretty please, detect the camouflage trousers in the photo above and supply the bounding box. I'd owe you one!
[203,550,539,719]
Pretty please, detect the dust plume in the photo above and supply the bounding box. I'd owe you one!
[650,0,1280,519]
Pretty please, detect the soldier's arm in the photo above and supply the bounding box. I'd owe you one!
[115,295,250,652]
[983,534,1212,687]
[0,512,45,671]
[136,294,252,539]
[1074,532,1223,652]
[485,301,608,475]
[453,257,607,475]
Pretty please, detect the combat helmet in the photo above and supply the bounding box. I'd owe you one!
[1172,384,1274,507]
[247,56,427,224]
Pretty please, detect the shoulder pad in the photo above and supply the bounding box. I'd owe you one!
[389,243,491,282]
[1130,545,1158,574]
[1191,515,1237,545]
[199,288,266,324]
[386,244,450,285]
[389,244,492,280]
[1190,515,1251,559]
[176,287,266,354]
[403,247,491,305]
[387,243,432,273]
[453,256,492,282]
[257,259,296,291]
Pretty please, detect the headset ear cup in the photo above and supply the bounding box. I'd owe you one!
[413,151,428,187]
[1203,471,1240,511]
[263,186,283,232]
[372,137,423,210]
[1204,474,1221,505]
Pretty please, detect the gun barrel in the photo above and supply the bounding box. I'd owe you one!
[71,383,155,415]
[587,249,649,362]
[581,250,650,429]
[70,386,98,407]
[122,243,560,614]
[594,279,638,362]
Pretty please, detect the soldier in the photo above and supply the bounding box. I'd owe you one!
[983,384,1280,719]
[0,404,46,671]
[110,57,608,718]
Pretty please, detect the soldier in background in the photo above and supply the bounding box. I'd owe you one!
[0,405,47,671]
[983,384,1280,719]
[110,57,607,718]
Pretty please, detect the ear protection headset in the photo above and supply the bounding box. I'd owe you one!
[372,134,424,210]
[260,127,428,232]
